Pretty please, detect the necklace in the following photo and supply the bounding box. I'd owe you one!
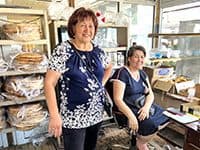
[70,40,92,51]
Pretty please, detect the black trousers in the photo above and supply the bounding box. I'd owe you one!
[62,122,102,150]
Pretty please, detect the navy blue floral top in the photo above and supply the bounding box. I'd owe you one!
[48,41,110,129]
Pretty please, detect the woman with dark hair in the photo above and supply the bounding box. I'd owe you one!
[112,45,169,150]
[44,7,112,150]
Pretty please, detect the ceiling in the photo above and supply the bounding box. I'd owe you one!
[5,0,50,10]
[4,0,199,9]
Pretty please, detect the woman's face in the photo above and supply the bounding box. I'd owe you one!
[128,50,145,70]
[73,17,95,44]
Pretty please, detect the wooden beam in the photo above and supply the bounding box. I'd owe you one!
[148,33,200,37]
[153,0,160,48]
[69,0,75,7]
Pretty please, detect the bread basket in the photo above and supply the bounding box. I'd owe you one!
[3,23,41,41]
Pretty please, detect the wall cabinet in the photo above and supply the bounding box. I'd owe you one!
[0,7,50,147]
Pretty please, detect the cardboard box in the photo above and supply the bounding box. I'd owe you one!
[180,100,200,118]
[12,129,34,145]
[12,120,48,145]
[143,66,174,85]
[195,84,200,98]
[153,77,195,97]
[153,79,175,92]
[175,80,195,93]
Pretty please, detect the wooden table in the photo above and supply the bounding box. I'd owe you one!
[162,108,200,149]
[184,121,200,150]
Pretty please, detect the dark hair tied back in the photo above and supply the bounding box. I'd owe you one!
[126,45,146,66]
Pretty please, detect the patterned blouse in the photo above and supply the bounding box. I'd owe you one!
[48,41,110,129]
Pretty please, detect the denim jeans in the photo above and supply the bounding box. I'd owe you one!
[62,122,102,150]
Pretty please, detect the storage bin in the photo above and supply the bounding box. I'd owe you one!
[143,66,174,85]
[12,120,48,145]
[0,133,8,148]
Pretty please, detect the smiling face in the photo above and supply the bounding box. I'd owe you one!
[73,17,95,44]
[67,7,98,42]
[128,50,145,70]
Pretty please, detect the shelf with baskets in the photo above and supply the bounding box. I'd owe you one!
[0,8,51,56]
[0,39,49,45]
[0,7,50,146]
[0,7,49,101]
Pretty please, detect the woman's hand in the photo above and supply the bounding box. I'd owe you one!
[138,106,150,121]
[48,113,62,138]
[128,115,139,132]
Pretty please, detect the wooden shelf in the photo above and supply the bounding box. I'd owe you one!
[149,56,200,63]
[0,7,51,57]
[99,24,128,28]
[0,95,45,107]
[0,8,49,148]
[148,33,200,38]
[166,93,200,102]
[0,69,46,77]
[0,39,49,45]
[50,20,128,29]
[0,127,15,134]
[103,47,127,52]
[0,8,46,15]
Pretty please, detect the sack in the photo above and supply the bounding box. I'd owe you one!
[134,95,155,115]
[103,90,113,117]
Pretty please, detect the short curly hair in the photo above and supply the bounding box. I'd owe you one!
[67,7,98,39]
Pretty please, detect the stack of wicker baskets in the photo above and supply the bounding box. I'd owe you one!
[7,103,47,130]
[4,75,44,98]
[3,23,41,41]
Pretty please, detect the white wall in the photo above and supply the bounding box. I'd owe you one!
[0,0,5,4]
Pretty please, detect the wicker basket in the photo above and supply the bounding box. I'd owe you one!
[3,23,41,41]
